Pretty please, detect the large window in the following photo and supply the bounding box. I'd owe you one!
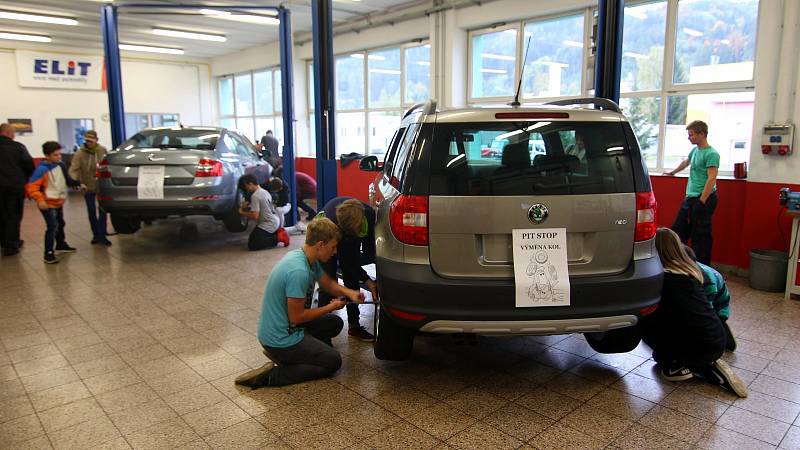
[124,113,180,138]
[467,0,759,173]
[308,42,430,160]
[218,69,285,148]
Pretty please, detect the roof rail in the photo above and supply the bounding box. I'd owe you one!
[403,99,437,119]
[544,97,621,113]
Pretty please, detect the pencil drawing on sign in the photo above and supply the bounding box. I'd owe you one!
[526,251,561,302]
[512,228,570,307]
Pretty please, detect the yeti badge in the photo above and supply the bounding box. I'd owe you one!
[512,228,570,307]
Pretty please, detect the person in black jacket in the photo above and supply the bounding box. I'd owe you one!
[317,197,378,341]
[0,123,35,256]
[641,227,747,397]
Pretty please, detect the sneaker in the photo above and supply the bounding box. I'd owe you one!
[706,359,748,398]
[55,244,76,253]
[234,361,275,389]
[2,247,19,256]
[277,228,290,247]
[660,363,693,382]
[348,325,375,342]
[722,320,737,352]
[91,237,112,246]
[44,252,59,264]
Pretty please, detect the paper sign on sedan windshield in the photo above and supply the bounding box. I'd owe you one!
[512,228,570,307]
[137,165,165,200]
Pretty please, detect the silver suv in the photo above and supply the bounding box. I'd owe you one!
[359,99,663,360]
[98,126,271,234]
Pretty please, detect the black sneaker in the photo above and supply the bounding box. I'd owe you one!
[44,252,59,264]
[660,363,693,382]
[706,359,748,398]
[722,321,737,352]
[348,325,375,342]
[91,237,112,246]
[55,244,76,253]
[234,362,275,389]
[2,247,19,256]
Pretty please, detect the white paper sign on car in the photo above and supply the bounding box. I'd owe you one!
[512,228,570,307]
[137,166,165,200]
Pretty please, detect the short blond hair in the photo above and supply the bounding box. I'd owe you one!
[305,217,341,245]
[336,199,365,236]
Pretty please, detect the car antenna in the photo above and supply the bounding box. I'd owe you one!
[509,36,532,108]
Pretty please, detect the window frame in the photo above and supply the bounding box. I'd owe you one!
[217,68,285,147]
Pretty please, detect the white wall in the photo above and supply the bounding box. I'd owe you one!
[0,49,214,157]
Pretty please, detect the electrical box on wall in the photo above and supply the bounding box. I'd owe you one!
[761,123,795,155]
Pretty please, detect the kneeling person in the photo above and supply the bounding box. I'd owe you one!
[238,175,287,250]
[236,218,364,388]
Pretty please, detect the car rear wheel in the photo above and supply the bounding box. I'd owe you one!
[223,196,248,233]
[110,214,141,234]
[584,325,642,354]
[373,305,415,361]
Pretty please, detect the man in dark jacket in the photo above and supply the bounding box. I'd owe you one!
[317,197,378,341]
[0,123,35,256]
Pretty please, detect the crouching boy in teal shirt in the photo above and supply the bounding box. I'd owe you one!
[236,217,364,388]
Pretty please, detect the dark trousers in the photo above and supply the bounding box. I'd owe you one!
[0,187,25,250]
[671,193,717,265]
[248,227,278,251]
[262,314,343,386]
[40,208,66,254]
[297,198,316,219]
[84,192,107,239]
[318,238,370,327]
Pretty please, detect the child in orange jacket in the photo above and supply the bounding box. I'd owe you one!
[25,141,84,264]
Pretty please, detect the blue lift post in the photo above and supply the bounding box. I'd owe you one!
[100,4,126,148]
[311,0,338,210]
[594,0,625,103]
[99,3,298,224]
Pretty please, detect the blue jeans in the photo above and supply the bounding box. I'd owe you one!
[40,208,66,254]
[262,314,343,386]
[84,192,107,239]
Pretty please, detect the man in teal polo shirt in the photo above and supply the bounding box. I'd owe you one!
[235,217,364,388]
[664,120,720,265]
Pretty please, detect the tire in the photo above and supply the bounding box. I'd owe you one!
[223,195,248,233]
[584,325,642,354]
[373,305,415,361]
[110,214,141,234]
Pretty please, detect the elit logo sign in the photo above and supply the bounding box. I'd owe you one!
[34,59,92,76]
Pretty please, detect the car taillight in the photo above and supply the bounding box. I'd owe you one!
[96,158,111,178]
[635,192,657,242]
[195,159,223,177]
[389,194,428,246]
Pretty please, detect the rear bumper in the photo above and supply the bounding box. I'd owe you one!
[99,196,236,217]
[376,255,662,334]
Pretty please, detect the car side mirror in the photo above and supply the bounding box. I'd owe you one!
[359,155,380,172]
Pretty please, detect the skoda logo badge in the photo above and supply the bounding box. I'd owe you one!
[528,204,549,224]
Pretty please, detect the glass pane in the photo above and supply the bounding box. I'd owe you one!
[255,117,275,146]
[368,111,401,159]
[336,55,365,109]
[674,0,759,84]
[471,29,517,98]
[220,118,235,131]
[274,69,282,112]
[522,14,583,98]
[621,1,667,92]
[619,96,661,167]
[664,92,754,171]
[234,73,253,116]
[274,118,284,154]
[308,113,316,158]
[254,71,273,115]
[236,117,255,143]
[405,44,430,104]
[368,48,401,108]
[336,112,365,155]
[219,78,234,116]
[308,63,315,110]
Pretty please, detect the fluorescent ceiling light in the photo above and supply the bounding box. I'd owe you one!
[0,10,78,26]
[481,68,507,74]
[683,27,703,37]
[200,8,279,25]
[416,61,430,66]
[152,28,226,42]
[481,52,515,61]
[0,31,51,42]
[119,43,184,55]
[561,40,583,48]
[369,69,400,75]
[623,51,648,60]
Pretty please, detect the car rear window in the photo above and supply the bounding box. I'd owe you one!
[119,129,219,150]
[427,121,635,196]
